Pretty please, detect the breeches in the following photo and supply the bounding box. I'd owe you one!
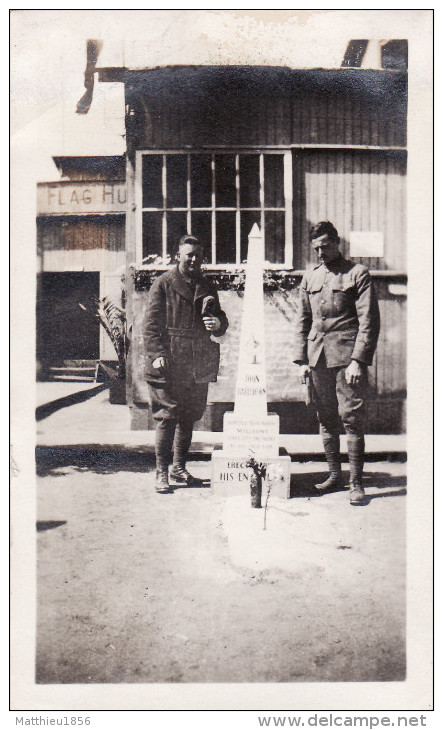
[311,359,367,438]
[149,380,209,470]
[149,381,209,424]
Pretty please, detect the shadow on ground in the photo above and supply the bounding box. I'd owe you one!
[37,447,210,486]
[37,448,407,506]
[290,472,407,499]
[36,447,156,476]
[37,520,67,532]
[36,383,109,421]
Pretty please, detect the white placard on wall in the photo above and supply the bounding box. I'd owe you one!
[349,231,384,257]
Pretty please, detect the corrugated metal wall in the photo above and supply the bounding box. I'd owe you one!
[126,66,407,275]
[126,67,407,150]
[293,149,407,270]
[373,279,407,393]
[368,278,407,432]
[37,216,126,272]
[53,156,126,181]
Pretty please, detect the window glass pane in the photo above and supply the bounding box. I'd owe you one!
[191,155,212,208]
[166,155,187,208]
[142,155,163,208]
[239,155,260,208]
[166,211,188,259]
[142,212,163,260]
[264,155,285,208]
[240,212,261,263]
[265,211,285,263]
[215,155,236,208]
[140,152,290,266]
[191,211,212,261]
[216,212,236,263]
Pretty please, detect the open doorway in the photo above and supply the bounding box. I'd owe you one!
[37,272,100,378]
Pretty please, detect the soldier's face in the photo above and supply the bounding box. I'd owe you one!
[312,234,340,264]
[178,243,204,278]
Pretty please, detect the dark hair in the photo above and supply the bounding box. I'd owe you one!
[309,221,339,242]
[178,234,202,248]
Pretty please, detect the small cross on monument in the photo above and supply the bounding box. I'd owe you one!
[211,225,291,498]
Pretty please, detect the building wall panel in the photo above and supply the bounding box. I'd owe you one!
[295,149,406,271]
[127,68,407,151]
[42,249,126,273]
[38,217,126,272]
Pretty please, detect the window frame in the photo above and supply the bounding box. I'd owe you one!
[135,149,293,269]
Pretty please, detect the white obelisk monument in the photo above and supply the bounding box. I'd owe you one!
[211,225,290,497]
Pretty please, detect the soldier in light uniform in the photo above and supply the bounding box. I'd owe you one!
[293,222,380,504]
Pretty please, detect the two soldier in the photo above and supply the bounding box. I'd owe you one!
[144,222,380,503]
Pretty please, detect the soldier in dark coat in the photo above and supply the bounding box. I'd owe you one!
[293,221,380,504]
[145,235,228,493]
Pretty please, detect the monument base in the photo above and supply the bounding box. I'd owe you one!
[211,447,291,499]
[222,412,280,457]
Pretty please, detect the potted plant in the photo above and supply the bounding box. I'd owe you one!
[79,294,128,404]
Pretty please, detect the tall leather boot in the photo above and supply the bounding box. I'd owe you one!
[169,421,203,487]
[154,419,175,494]
[347,434,366,504]
[315,435,343,491]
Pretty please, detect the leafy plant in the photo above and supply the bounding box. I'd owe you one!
[79,295,127,378]
[246,456,267,478]
[139,254,172,267]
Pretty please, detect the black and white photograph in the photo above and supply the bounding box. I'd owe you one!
[10,8,433,716]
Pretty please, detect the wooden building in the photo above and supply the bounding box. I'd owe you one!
[108,59,407,434]
[36,156,127,380]
[38,39,407,432]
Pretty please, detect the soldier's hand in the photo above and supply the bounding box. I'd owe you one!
[152,356,167,374]
[345,359,364,386]
[203,315,221,332]
[297,364,311,385]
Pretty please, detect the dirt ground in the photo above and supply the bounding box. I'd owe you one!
[36,450,406,685]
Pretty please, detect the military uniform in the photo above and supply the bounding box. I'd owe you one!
[144,265,228,488]
[145,266,228,392]
[294,253,380,492]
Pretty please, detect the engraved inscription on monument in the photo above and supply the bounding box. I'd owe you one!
[222,415,279,458]
[211,224,290,497]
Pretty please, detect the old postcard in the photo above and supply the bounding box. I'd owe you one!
[10,8,433,717]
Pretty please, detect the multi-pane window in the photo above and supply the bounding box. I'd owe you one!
[137,151,292,266]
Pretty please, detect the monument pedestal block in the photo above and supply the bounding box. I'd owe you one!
[211,448,291,499]
[222,412,280,457]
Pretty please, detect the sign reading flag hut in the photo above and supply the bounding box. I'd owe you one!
[211,225,291,498]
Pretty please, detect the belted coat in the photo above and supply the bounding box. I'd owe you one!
[144,266,228,386]
[293,254,380,368]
